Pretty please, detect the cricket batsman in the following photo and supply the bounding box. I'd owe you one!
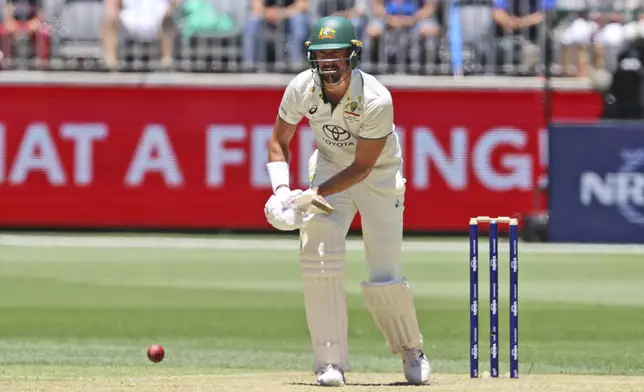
[263,15,430,387]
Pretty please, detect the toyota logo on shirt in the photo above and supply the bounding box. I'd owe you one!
[322,125,351,141]
[321,125,355,147]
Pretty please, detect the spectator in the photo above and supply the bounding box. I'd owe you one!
[363,0,440,67]
[243,0,309,67]
[315,0,367,39]
[559,11,599,77]
[448,0,499,75]
[594,11,625,73]
[493,0,555,75]
[101,0,178,70]
[0,0,50,67]
[622,9,644,42]
[600,37,644,119]
[180,0,238,38]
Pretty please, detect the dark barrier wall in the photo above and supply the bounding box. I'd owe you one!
[549,122,644,243]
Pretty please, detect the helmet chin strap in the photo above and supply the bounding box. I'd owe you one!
[310,56,355,103]
[306,45,361,103]
[313,69,352,104]
[314,69,352,87]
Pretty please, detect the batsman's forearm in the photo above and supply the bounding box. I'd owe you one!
[317,164,371,197]
[267,139,291,193]
[268,139,289,163]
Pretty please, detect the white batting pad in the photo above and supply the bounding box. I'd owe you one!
[361,279,423,354]
[300,222,350,372]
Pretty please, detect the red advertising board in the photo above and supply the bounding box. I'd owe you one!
[0,85,601,231]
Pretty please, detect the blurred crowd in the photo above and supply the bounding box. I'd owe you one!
[1,0,643,76]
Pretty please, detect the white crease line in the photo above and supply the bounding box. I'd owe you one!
[1,234,644,254]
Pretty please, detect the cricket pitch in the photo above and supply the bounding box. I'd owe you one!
[3,373,644,392]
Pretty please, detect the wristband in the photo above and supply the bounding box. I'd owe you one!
[266,161,290,194]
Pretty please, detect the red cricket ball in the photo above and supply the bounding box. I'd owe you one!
[147,344,165,363]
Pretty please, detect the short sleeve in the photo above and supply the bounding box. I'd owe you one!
[360,96,394,140]
[493,0,506,9]
[278,79,304,125]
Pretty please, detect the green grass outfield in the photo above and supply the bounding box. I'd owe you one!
[0,233,643,391]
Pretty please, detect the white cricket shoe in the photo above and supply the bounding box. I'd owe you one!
[316,364,346,387]
[402,349,431,385]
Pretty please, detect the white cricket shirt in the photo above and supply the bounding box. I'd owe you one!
[278,68,403,171]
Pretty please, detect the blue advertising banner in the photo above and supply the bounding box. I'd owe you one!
[549,122,644,243]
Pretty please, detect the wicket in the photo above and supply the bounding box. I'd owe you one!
[469,216,519,379]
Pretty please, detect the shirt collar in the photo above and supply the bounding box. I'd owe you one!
[310,68,363,103]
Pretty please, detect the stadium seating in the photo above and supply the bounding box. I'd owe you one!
[0,0,639,76]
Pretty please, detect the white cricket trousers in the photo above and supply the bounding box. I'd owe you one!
[298,149,407,373]
[304,149,407,282]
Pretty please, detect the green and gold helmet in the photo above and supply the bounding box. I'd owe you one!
[305,16,362,74]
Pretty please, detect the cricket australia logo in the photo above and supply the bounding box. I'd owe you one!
[510,257,518,273]
[322,125,354,147]
[343,98,362,124]
[511,346,518,360]
[318,26,336,39]
[511,301,518,317]
[470,300,478,316]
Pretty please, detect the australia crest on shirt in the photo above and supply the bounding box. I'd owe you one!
[343,96,362,124]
